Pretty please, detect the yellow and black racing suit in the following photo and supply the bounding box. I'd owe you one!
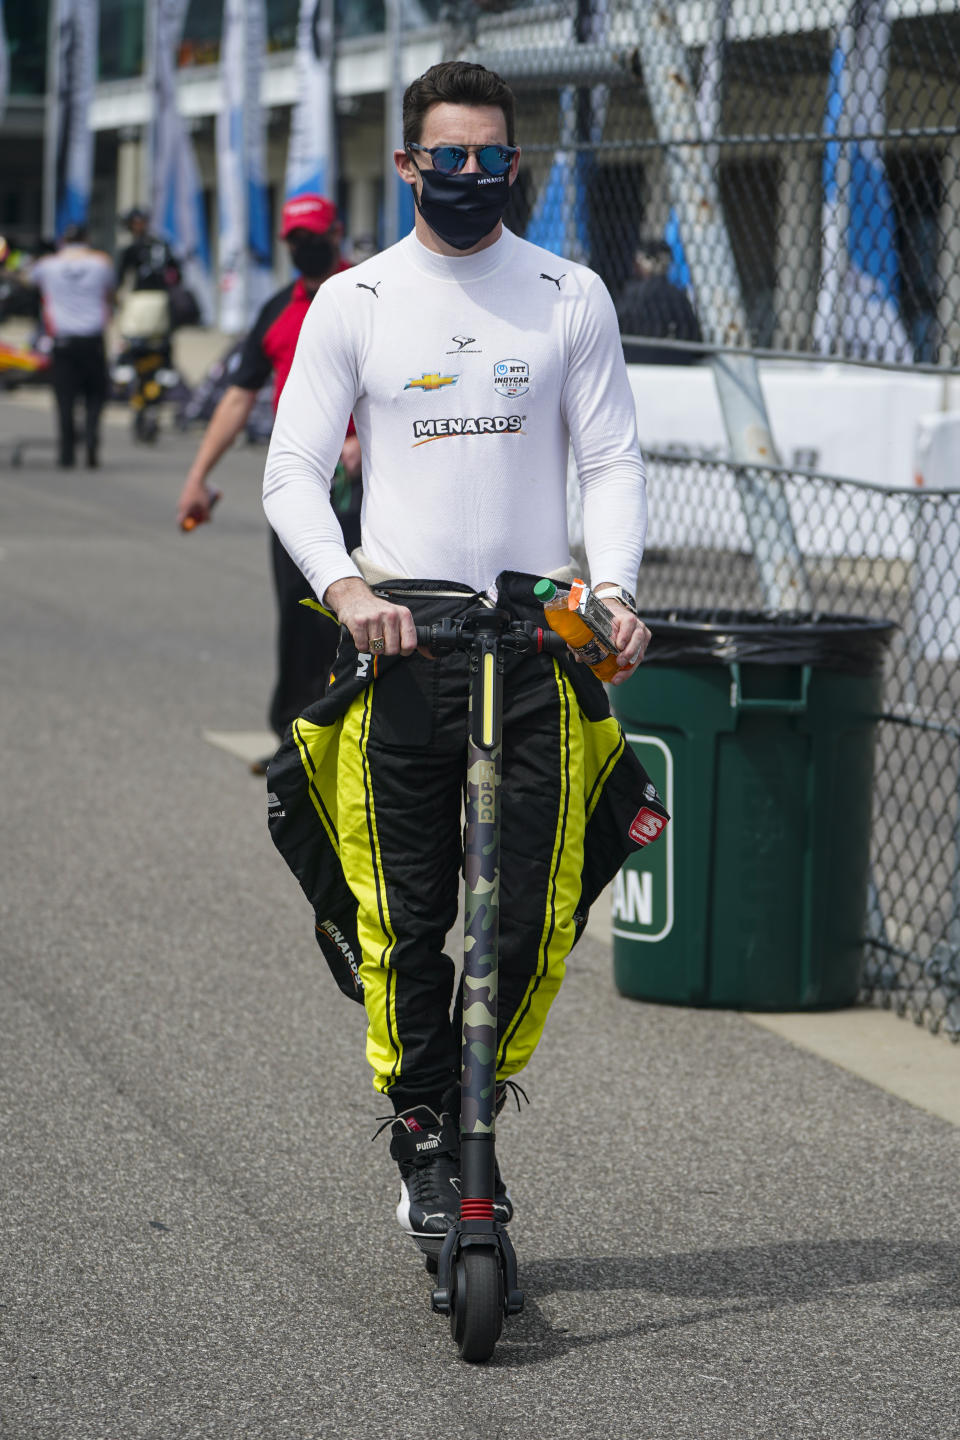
[267,573,668,1112]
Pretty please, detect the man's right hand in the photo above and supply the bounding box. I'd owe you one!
[323,577,418,657]
[176,476,219,531]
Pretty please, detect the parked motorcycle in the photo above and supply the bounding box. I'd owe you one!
[111,335,188,442]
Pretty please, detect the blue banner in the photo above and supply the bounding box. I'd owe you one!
[51,0,98,235]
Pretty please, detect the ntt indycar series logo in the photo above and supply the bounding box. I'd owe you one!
[493,358,530,398]
[412,415,524,446]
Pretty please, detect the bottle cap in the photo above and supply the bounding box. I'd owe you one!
[534,578,557,601]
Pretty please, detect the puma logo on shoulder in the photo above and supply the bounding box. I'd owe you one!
[540,272,566,289]
[356,280,381,298]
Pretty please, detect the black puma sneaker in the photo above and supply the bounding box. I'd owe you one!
[493,1162,513,1225]
[389,1106,461,1238]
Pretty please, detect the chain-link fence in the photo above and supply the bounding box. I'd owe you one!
[450,0,960,372]
[441,0,960,1034]
[636,455,960,1036]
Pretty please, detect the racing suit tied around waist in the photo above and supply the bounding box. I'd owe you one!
[265,571,670,1104]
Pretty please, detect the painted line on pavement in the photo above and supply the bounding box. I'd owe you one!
[203,730,278,766]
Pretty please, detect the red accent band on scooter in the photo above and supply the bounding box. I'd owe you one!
[460,1198,495,1221]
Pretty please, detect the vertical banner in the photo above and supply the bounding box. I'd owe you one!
[217,0,273,333]
[814,0,909,362]
[382,0,413,247]
[46,0,99,235]
[149,0,214,322]
[0,0,10,124]
[284,0,335,201]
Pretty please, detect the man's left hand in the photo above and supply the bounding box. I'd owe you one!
[605,600,652,686]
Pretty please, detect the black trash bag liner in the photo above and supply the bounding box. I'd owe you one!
[641,609,896,675]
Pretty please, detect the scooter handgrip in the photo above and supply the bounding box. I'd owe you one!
[539,629,569,657]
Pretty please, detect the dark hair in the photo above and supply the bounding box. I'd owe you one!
[402,61,516,146]
[60,223,88,244]
[636,238,673,263]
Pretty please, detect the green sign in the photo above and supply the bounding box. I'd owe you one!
[611,733,674,943]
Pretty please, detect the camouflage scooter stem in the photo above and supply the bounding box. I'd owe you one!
[459,614,505,1215]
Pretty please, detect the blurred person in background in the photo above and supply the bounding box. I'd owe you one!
[175,194,362,770]
[616,238,703,366]
[116,206,181,287]
[116,206,201,336]
[31,225,115,468]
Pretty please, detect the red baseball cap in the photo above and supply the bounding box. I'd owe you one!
[279,194,340,238]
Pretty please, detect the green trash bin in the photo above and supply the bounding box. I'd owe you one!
[610,610,895,1010]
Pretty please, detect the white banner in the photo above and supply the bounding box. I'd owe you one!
[217,0,272,333]
[814,0,910,363]
[284,0,335,201]
[50,0,99,234]
[149,0,214,323]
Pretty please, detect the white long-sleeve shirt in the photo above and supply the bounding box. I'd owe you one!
[263,226,646,602]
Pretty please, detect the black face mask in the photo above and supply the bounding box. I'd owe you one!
[412,166,511,251]
[289,234,336,277]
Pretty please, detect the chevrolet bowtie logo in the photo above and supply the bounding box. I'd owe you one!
[405,373,459,391]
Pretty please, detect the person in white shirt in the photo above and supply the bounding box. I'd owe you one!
[31,225,115,468]
[263,60,653,1245]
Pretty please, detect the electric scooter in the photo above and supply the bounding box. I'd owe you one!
[411,606,567,1363]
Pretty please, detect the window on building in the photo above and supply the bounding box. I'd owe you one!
[179,0,224,68]
[334,0,442,41]
[267,0,298,52]
[5,0,49,96]
[177,0,301,65]
[98,0,145,80]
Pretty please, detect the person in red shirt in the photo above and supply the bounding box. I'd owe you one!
[176,195,361,759]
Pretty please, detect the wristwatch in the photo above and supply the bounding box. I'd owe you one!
[594,584,638,614]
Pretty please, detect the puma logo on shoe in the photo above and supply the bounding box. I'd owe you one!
[415,1132,442,1152]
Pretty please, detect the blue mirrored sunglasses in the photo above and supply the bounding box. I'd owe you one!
[407,142,518,177]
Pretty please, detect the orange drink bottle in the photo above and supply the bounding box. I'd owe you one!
[181,487,222,532]
[534,577,621,682]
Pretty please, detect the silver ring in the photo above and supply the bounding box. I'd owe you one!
[369,636,385,654]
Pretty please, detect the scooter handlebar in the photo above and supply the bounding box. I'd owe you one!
[414,619,568,658]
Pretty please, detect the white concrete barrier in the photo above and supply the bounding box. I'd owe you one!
[621,363,956,561]
[912,411,960,660]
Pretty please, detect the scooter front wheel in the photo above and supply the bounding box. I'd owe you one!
[450,1246,503,1363]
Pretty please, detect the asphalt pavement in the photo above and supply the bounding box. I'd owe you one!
[1,386,959,1440]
